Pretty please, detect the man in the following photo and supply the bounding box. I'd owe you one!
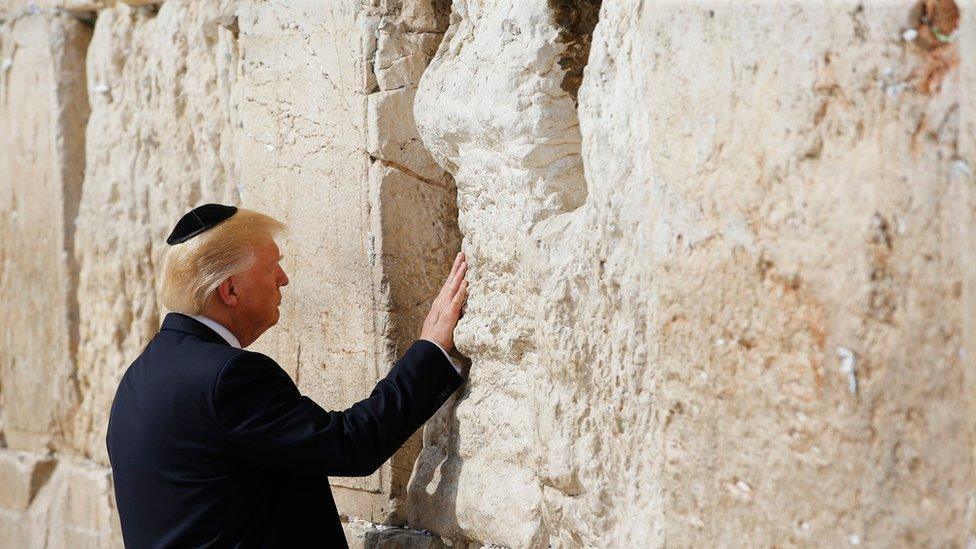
[106,203,468,548]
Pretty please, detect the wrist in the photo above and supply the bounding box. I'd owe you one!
[419,337,463,376]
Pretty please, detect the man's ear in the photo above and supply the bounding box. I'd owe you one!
[215,277,239,307]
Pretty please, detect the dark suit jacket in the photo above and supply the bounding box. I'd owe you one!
[106,312,463,548]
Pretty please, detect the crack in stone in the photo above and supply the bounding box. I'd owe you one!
[372,156,452,192]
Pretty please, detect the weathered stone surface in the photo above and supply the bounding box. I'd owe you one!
[235,0,456,523]
[415,0,975,546]
[368,88,449,184]
[374,25,442,91]
[0,12,90,453]
[0,450,121,549]
[342,517,452,549]
[71,0,241,464]
[3,0,976,545]
[412,1,590,545]
[0,449,56,511]
[963,3,976,186]
[0,0,157,20]
[42,457,123,548]
[634,2,973,545]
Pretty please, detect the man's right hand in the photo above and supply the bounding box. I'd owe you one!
[420,252,468,352]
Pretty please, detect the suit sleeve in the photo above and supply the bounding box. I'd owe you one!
[420,337,463,375]
[212,339,464,477]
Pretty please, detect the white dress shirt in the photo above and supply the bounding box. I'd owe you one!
[190,314,242,348]
[188,314,462,376]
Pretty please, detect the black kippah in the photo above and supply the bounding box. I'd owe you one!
[166,203,238,245]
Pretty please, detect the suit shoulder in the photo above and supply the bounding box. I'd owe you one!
[131,332,249,385]
[212,350,297,423]
[217,349,283,370]
[214,349,291,387]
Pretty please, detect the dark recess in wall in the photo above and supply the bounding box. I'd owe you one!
[548,0,601,103]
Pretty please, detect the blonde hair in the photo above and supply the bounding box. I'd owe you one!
[159,207,286,315]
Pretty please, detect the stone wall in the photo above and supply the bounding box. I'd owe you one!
[1,0,975,547]
[414,0,976,546]
[233,0,458,521]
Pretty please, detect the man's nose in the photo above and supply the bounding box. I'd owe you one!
[278,268,289,287]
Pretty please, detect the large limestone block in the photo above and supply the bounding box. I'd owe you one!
[628,2,973,545]
[0,13,90,453]
[234,0,375,395]
[0,450,121,549]
[235,0,457,523]
[416,0,975,546]
[71,0,242,463]
[0,450,51,548]
[367,87,449,184]
[412,1,594,545]
[42,458,122,548]
[0,449,57,512]
[0,0,157,20]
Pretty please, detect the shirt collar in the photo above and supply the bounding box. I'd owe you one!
[188,314,242,348]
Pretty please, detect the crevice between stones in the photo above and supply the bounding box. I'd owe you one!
[548,0,601,105]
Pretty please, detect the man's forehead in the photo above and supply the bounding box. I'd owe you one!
[256,239,282,259]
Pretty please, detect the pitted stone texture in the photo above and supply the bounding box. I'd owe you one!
[629,3,972,546]
[4,0,971,545]
[0,450,122,549]
[0,13,90,453]
[416,0,974,546]
[342,517,453,549]
[71,0,242,464]
[0,0,157,20]
[412,1,589,545]
[235,0,456,523]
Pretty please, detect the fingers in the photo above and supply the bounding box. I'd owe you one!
[439,253,466,294]
[450,279,469,314]
[449,262,467,296]
[449,251,464,280]
[434,252,467,312]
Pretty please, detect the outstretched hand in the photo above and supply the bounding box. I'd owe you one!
[421,252,468,352]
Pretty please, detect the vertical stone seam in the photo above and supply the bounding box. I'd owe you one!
[359,5,390,504]
[356,3,461,525]
[47,12,91,448]
[957,1,976,540]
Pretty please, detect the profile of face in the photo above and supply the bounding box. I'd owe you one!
[218,239,289,347]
